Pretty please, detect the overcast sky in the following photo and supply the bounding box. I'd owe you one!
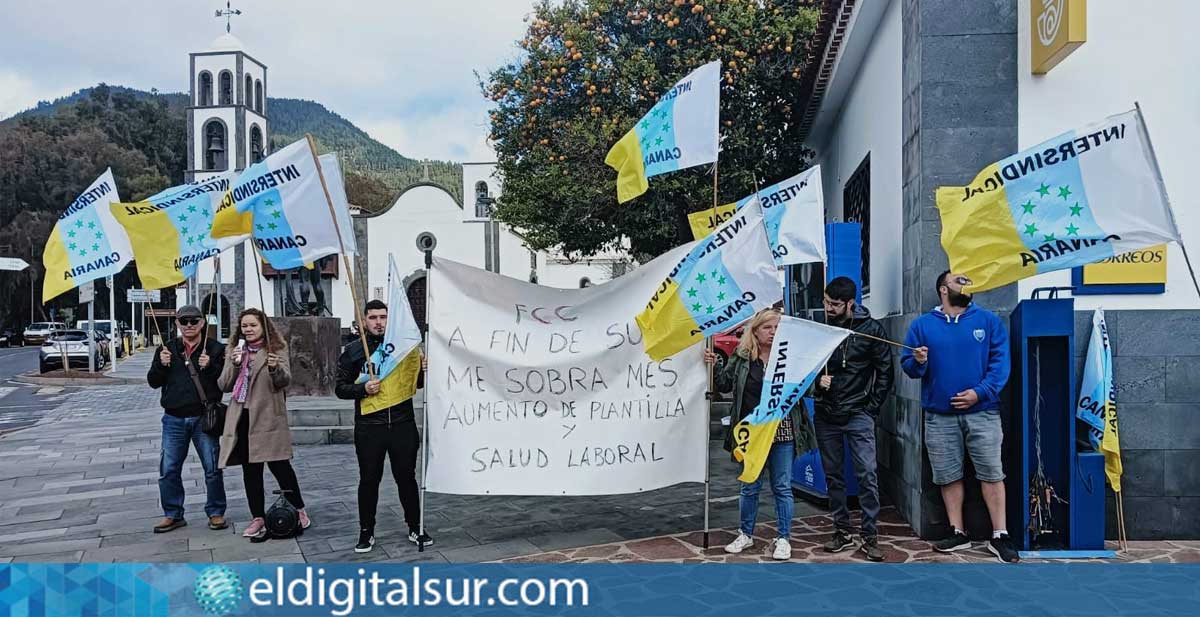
[0,0,536,162]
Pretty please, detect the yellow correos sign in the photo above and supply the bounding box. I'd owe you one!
[1083,245,1168,285]
[1032,0,1087,74]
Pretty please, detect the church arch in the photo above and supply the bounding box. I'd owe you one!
[218,70,233,105]
[198,71,213,106]
[203,119,229,171]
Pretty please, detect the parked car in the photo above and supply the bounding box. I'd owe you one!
[0,328,22,347]
[39,330,107,373]
[24,322,67,347]
[76,320,125,358]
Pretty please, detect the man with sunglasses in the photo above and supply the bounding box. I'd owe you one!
[147,305,227,533]
[901,271,1017,563]
[812,277,893,561]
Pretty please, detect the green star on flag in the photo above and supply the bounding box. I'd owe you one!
[696,273,707,284]
[1058,185,1072,200]
[705,305,714,314]
[271,210,282,219]
[91,244,99,252]
[80,249,88,256]
[264,199,275,206]
[661,122,671,132]
[1065,224,1080,236]
[76,220,85,228]
[87,221,96,230]
[67,230,76,238]
[686,288,697,298]
[717,275,727,286]
[187,205,197,213]
[1024,223,1038,236]
[1070,203,1083,217]
[1044,234,1056,242]
[691,303,702,312]
[655,136,663,146]
[1036,183,1051,197]
[256,224,265,232]
[95,232,102,240]
[1021,201,1036,215]
[178,214,188,222]
[640,120,650,130]
[716,291,726,302]
[267,222,278,230]
[68,242,77,250]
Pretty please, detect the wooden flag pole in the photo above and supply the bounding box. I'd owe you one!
[249,245,274,352]
[304,134,375,380]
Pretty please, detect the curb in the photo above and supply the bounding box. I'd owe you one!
[12,373,143,387]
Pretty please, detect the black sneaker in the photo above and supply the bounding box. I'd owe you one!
[354,528,375,554]
[408,530,434,547]
[822,531,855,553]
[987,534,1020,563]
[933,531,972,553]
[860,536,885,562]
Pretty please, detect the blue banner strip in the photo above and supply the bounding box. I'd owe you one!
[0,563,1196,616]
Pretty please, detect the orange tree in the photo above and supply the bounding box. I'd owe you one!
[483,0,820,259]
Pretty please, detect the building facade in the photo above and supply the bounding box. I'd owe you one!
[798,0,1199,539]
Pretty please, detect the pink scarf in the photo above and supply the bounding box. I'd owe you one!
[233,342,263,403]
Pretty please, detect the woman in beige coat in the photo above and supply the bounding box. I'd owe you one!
[218,308,311,539]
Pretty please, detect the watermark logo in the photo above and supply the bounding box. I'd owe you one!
[194,565,244,616]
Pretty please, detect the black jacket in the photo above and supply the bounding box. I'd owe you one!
[335,334,424,426]
[812,306,894,424]
[147,337,226,418]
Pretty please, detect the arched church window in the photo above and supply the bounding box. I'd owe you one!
[255,80,263,112]
[474,181,494,218]
[204,120,227,171]
[219,71,233,105]
[245,75,252,106]
[198,72,213,106]
[250,125,264,164]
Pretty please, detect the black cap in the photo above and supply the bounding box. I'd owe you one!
[176,305,203,319]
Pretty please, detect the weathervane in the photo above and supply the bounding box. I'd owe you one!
[215,1,242,34]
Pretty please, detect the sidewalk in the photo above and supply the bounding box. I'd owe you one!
[0,382,1196,564]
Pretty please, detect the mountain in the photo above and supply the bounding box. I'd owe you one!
[4,84,464,209]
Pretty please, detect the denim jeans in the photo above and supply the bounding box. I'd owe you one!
[739,442,795,539]
[159,414,225,520]
[815,411,882,539]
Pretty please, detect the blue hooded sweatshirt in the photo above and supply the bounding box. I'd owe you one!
[900,304,1010,414]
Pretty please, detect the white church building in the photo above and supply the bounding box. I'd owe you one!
[180,32,630,335]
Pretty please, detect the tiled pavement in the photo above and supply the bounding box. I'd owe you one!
[0,379,1195,565]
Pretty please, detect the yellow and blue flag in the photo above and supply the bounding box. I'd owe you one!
[937,109,1180,293]
[42,169,133,302]
[687,166,826,265]
[605,61,720,204]
[357,255,423,414]
[731,315,847,482]
[221,138,349,269]
[636,198,780,362]
[1075,309,1122,492]
[111,171,245,290]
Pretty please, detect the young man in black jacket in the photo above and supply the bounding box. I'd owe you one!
[336,299,432,553]
[147,305,227,533]
[814,277,894,561]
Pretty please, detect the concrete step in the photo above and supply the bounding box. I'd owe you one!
[290,426,354,446]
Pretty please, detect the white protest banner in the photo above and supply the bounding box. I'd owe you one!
[426,243,708,496]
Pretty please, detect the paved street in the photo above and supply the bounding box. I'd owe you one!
[0,347,79,435]
[0,347,39,381]
[0,378,811,564]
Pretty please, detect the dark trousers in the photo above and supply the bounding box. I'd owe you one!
[243,460,304,519]
[355,420,421,532]
[233,410,304,518]
[815,411,882,539]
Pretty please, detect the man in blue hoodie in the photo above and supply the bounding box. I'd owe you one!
[901,270,1019,563]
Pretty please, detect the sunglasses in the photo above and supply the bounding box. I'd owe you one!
[177,318,202,326]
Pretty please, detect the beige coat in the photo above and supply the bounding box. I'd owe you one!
[217,343,293,468]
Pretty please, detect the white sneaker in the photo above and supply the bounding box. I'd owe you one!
[772,538,792,561]
[724,532,754,554]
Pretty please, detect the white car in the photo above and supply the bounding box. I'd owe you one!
[40,330,107,373]
[24,322,67,347]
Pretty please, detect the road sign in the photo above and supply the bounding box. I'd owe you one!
[0,257,29,271]
[79,281,95,304]
[127,289,162,303]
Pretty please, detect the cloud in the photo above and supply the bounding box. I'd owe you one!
[0,0,533,161]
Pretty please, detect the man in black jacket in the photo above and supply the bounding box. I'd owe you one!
[147,305,227,533]
[814,277,894,561]
[336,299,432,554]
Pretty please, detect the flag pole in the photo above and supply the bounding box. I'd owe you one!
[304,134,375,380]
[418,242,434,552]
[250,244,274,351]
[1134,102,1200,302]
[703,162,718,551]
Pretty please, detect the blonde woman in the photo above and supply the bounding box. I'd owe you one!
[217,308,310,540]
[705,308,817,560]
